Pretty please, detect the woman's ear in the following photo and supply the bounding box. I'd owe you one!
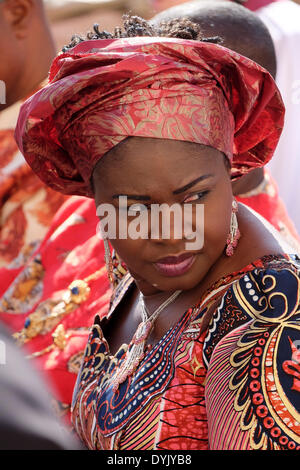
[3,0,35,39]
[223,154,232,175]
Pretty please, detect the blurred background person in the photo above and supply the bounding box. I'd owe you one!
[0,0,119,427]
[255,0,300,234]
[2,0,299,441]
[149,0,281,13]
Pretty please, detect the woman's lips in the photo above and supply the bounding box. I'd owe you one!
[153,252,196,277]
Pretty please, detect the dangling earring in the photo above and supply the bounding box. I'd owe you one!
[104,238,114,284]
[226,199,240,257]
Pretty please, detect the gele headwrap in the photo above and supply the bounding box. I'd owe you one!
[15,36,284,197]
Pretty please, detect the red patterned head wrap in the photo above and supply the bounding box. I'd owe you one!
[15,36,284,197]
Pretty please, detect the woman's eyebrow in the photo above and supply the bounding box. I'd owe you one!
[111,174,213,200]
[172,174,213,195]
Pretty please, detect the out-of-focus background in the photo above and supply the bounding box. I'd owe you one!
[46,0,155,51]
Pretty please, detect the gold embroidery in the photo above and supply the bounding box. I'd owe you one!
[13,267,106,346]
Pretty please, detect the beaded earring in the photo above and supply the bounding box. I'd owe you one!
[226,199,241,256]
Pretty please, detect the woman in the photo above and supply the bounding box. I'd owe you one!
[15,17,300,450]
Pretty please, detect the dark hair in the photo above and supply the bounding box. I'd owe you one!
[62,14,222,52]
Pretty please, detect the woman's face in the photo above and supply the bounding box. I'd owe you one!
[93,137,233,293]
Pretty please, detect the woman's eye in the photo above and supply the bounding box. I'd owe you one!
[184,191,209,203]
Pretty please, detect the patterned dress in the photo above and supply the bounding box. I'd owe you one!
[0,196,111,423]
[72,254,300,450]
